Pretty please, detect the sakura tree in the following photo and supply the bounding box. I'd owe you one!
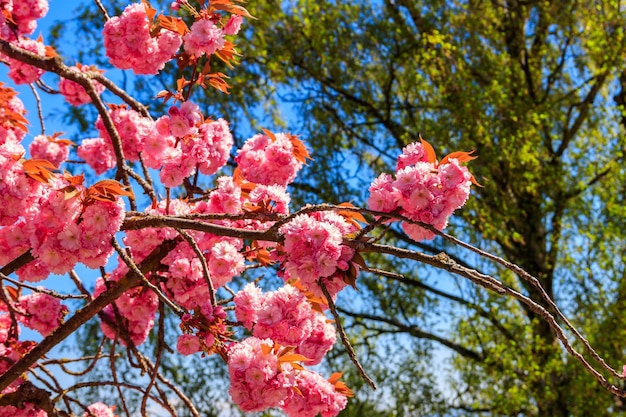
[0,1,625,416]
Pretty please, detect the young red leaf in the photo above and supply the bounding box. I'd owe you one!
[5,286,19,302]
[262,129,277,142]
[23,159,57,184]
[440,150,478,165]
[142,0,157,22]
[278,353,310,363]
[351,251,368,271]
[88,180,134,202]
[158,15,189,36]
[337,202,368,224]
[328,372,343,385]
[287,134,311,164]
[342,262,359,290]
[210,1,256,19]
[420,136,438,164]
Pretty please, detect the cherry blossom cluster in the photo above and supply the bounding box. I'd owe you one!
[235,132,305,186]
[95,268,159,347]
[0,0,55,87]
[103,3,182,75]
[109,198,244,346]
[16,292,68,337]
[4,37,47,84]
[176,303,228,355]
[234,283,336,364]
[78,102,234,185]
[29,134,71,168]
[0,308,44,416]
[0,91,36,227]
[149,104,233,187]
[94,106,154,164]
[276,211,359,298]
[0,0,48,41]
[227,337,296,412]
[281,369,348,417]
[83,403,118,417]
[368,140,474,241]
[0,92,127,281]
[2,183,125,282]
[182,7,242,58]
[58,64,106,106]
[227,337,347,416]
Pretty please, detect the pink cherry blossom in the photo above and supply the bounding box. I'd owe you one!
[5,38,46,84]
[58,64,105,106]
[223,15,243,35]
[83,403,117,417]
[177,334,201,355]
[29,134,70,167]
[0,0,48,40]
[296,314,337,365]
[16,292,68,337]
[228,337,295,412]
[103,3,182,74]
[281,369,348,417]
[183,18,225,57]
[77,138,116,175]
[368,141,473,242]
[235,132,304,186]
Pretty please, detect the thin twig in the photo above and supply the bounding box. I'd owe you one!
[28,83,45,134]
[1,272,87,300]
[93,0,111,20]
[317,279,377,390]
[176,228,216,307]
[111,239,184,316]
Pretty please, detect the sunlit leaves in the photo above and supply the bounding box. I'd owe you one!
[86,179,134,203]
[22,159,57,184]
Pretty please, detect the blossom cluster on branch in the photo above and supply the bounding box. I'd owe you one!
[0,0,484,416]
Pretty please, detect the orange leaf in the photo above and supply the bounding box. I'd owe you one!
[41,45,57,58]
[142,0,157,22]
[328,373,354,397]
[232,167,244,185]
[214,41,240,69]
[88,180,134,202]
[61,186,80,200]
[23,159,57,184]
[255,247,274,266]
[158,15,189,36]
[261,129,276,142]
[336,202,367,224]
[328,372,343,384]
[5,286,19,302]
[420,136,438,164]
[211,1,256,18]
[440,150,478,165]
[261,343,272,356]
[239,180,256,199]
[208,77,231,94]
[287,134,311,164]
[334,381,355,397]
[469,173,483,187]
[278,353,309,363]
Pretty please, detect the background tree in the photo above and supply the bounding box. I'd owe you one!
[8,0,626,416]
[235,1,626,415]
